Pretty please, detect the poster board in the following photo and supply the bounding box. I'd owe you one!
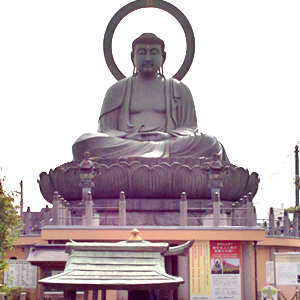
[275,252,300,286]
[190,241,241,300]
[4,260,37,288]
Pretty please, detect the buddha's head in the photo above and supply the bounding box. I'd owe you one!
[131,33,166,77]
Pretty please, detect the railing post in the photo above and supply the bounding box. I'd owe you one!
[231,202,236,226]
[52,191,60,225]
[213,192,220,227]
[269,207,275,235]
[85,192,93,226]
[66,203,72,226]
[44,205,51,226]
[293,214,299,237]
[283,210,290,236]
[62,199,67,226]
[253,206,257,226]
[246,193,254,226]
[59,197,64,226]
[275,220,282,235]
[180,192,188,226]
[119,191,126,226]
[236,199,243,226]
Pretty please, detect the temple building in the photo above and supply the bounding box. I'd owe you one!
[4,174,300,300]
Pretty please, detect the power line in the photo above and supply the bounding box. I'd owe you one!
[268,149,294,179]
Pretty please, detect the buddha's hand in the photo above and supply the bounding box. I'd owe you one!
[125,131,172,141]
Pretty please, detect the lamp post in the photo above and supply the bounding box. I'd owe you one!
[202,154,229,226]
[79,152,95,202]
[202,154,228,199]
[79,152,96,226]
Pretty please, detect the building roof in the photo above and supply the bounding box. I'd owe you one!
[39,231,191,291]
[27,244,68,264]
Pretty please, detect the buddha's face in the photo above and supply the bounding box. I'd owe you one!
[133,44,163,77]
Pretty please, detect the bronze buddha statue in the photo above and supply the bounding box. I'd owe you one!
[39,33,259,204]
[72,33,229,163]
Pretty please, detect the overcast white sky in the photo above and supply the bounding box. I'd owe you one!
[1,0,300,220]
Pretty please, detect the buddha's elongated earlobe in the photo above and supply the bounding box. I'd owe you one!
[159,51,166,76]
[160,66,164,76]
[133,66,138,76]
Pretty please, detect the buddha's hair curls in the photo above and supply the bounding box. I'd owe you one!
[132,33,165,52]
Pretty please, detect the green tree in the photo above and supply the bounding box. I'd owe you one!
[0,173,23,274]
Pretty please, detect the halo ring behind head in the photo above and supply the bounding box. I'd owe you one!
[103,0,195,81]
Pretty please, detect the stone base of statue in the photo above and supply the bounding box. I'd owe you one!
[39,157,259,214]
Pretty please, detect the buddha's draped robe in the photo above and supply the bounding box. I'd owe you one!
[72,77,229,162]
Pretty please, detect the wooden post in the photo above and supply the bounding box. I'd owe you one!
[64,290,76,300]
[39,267,45,300]
[92,290,98,300]
[101,290,106,300]
[84,290,89,300]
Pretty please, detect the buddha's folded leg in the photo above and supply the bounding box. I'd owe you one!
[169,134,230,163]
[72,133,168,161]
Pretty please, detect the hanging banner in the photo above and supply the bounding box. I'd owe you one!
[190,241,241,300]
[190,241,210,299]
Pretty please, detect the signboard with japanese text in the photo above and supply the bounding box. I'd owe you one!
[275,252,300,286]
[190,241,241,300]
[4,260,37,288]
[266,261,275,284]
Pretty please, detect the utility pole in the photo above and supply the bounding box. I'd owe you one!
[295,145,299,207]
[16,180,24,219]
